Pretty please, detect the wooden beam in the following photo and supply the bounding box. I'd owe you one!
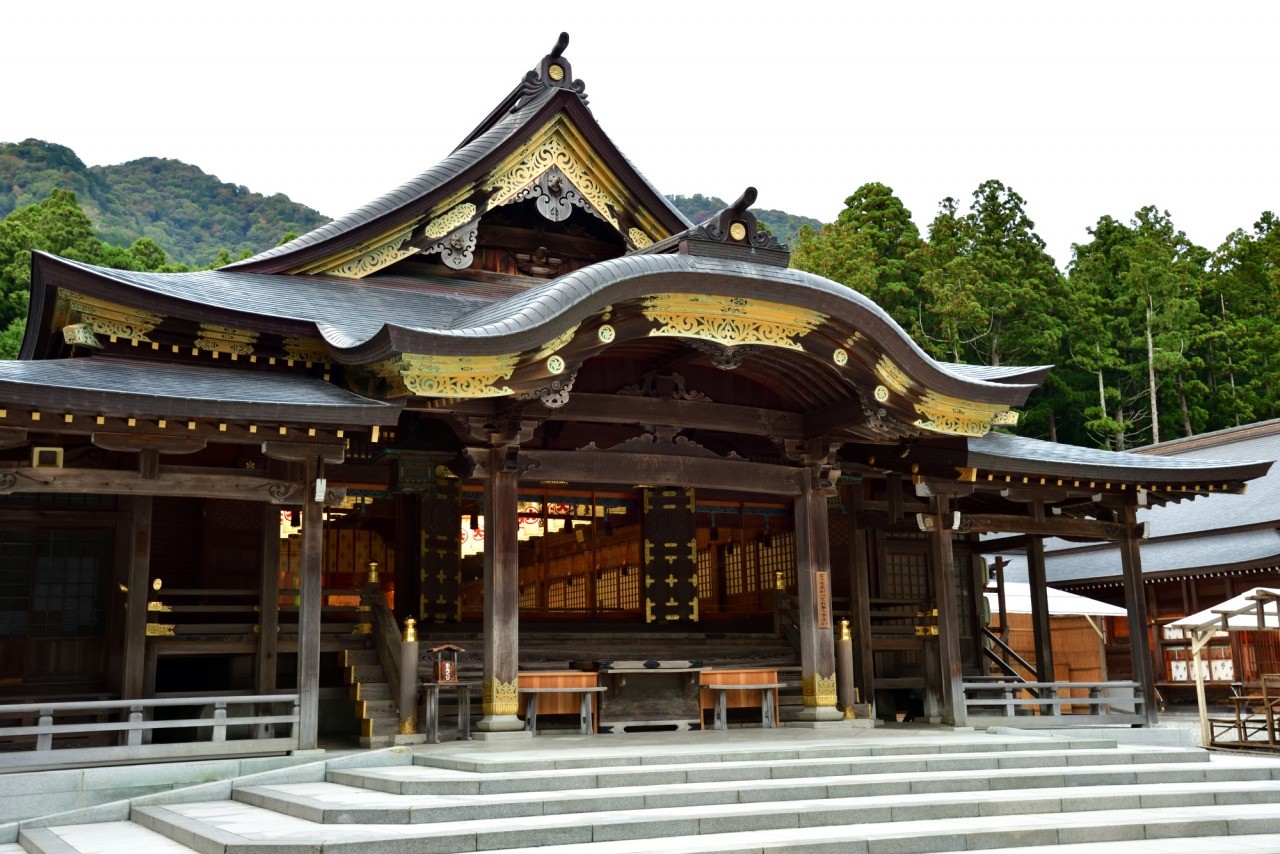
[532,393,807,440]
[0,427,27,449]
[92,433,208,455]
[803,398,867,436]
[1025,524,1057,690]
[468,448,805,495]
[844,488,876,719]
[0,467,332,504]
[0,408,348,446]
[958,513,1123,541]
[256,503,281,734]
[261,441,345,464]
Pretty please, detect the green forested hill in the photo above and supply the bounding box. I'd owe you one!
[0,139,329,267]
[667,194,822,246]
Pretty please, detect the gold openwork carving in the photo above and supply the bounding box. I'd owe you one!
[533,323,580,361]
[195,323,257,356]
[372,353,519,399]
[801,672,838,707]
[58,291,165,347]
[482,677,520,716]
[318,222,419,279]
[486,115,668,247]
[914,391,1014,438]
[874,355,913,397]
[282,337,329,363]
[398,715,417,735]
[642,293,825,350]
[422,203,478,240]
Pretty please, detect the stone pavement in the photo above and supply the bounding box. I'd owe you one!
[9,724,1280,852]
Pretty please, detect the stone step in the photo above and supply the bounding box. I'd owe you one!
[408,734,1129,773]
[19,820,197,853]
[127,796,1280,852]
[327,756,1275,806]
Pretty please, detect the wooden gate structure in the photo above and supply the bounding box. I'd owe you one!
[0,33,1272,763]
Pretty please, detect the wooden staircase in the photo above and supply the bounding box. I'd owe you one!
[340,646,402,747]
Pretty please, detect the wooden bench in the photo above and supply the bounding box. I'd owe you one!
[519,686,607,735]
[702,682,786,730]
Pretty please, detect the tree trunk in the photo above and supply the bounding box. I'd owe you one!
[1176,372,1192,438]
[1146,297,1159,445]
[1047,410,1057,443]
[1116,403,1127,452]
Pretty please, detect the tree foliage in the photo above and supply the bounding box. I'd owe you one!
[0,139,329,268]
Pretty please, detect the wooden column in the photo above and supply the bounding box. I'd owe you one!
[794,468,841,723]
[120,495,152,700]
[1025,528,1056,684]
[844,485,875,719]
[929,493,966,727]
[476,446,523,733]
[1119,504,1159,725]
[256,504,281,736]
[297,456,324,750]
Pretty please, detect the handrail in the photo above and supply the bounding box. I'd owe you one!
[0,693,300,767]
[365,580,401,704]
[961,679,1144,719]
[981,626,1038,678]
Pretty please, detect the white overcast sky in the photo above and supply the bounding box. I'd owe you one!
[3,0,1277,268]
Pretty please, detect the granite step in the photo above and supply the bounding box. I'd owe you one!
[359,745,1206,794]
[408,734,1129,773]
[303,758,1280,820]
[19,820,197,853]
[126,797,1280,853]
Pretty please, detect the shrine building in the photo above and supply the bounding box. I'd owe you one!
[0,34,1271,758]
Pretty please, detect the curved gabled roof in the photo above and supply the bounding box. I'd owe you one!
[28,251,1038,413]
[223,40,690,276]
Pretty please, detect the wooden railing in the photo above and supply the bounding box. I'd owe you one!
[0,694,299,770]
[963,678,1146,725]
[144,587,364,637]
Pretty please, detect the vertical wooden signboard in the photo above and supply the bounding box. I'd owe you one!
[816,570,831,629]
[420,477,462,622]
[642,487,699,623]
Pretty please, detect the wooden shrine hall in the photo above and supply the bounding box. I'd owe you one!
[0,34,1272,761]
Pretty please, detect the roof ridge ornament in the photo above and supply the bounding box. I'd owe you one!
[693,187,785,252]
[512,32,588,113]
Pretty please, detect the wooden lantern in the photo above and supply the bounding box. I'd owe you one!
[431,643,464,683]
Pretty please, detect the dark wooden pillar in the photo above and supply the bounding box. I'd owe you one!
[1025,528,1056,683]
[477,446,523,733]
[1119,504,1159,725]
[257,504,281,698]
[929,493,966,726]
[120,496,152,700]
[794,468,841,723]
[844,484,875,718]
[298,456,324,750]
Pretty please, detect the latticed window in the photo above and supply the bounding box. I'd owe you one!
[596,569,619,610]
[0,528,111,638]
[722,545,743,597]
[759,531,796,591]
[563,577,586,610]
[617,565,640,610]
[696,547,714,602]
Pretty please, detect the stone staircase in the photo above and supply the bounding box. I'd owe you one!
[11,730,1280,852]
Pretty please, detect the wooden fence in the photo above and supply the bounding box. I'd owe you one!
[0,694,299,770]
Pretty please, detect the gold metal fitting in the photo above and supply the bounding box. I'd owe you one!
[775,571,785,591]
[839,619,852,641]
[367,561,380,584]
[404,617,417,643]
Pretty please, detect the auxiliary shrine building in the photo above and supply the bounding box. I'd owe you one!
[0,35,1270,755]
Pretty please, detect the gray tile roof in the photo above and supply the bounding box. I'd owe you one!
[968,431,1272,483]
[998,529,1280,584]
[991,424,1280,583]
[0,359,400,425]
